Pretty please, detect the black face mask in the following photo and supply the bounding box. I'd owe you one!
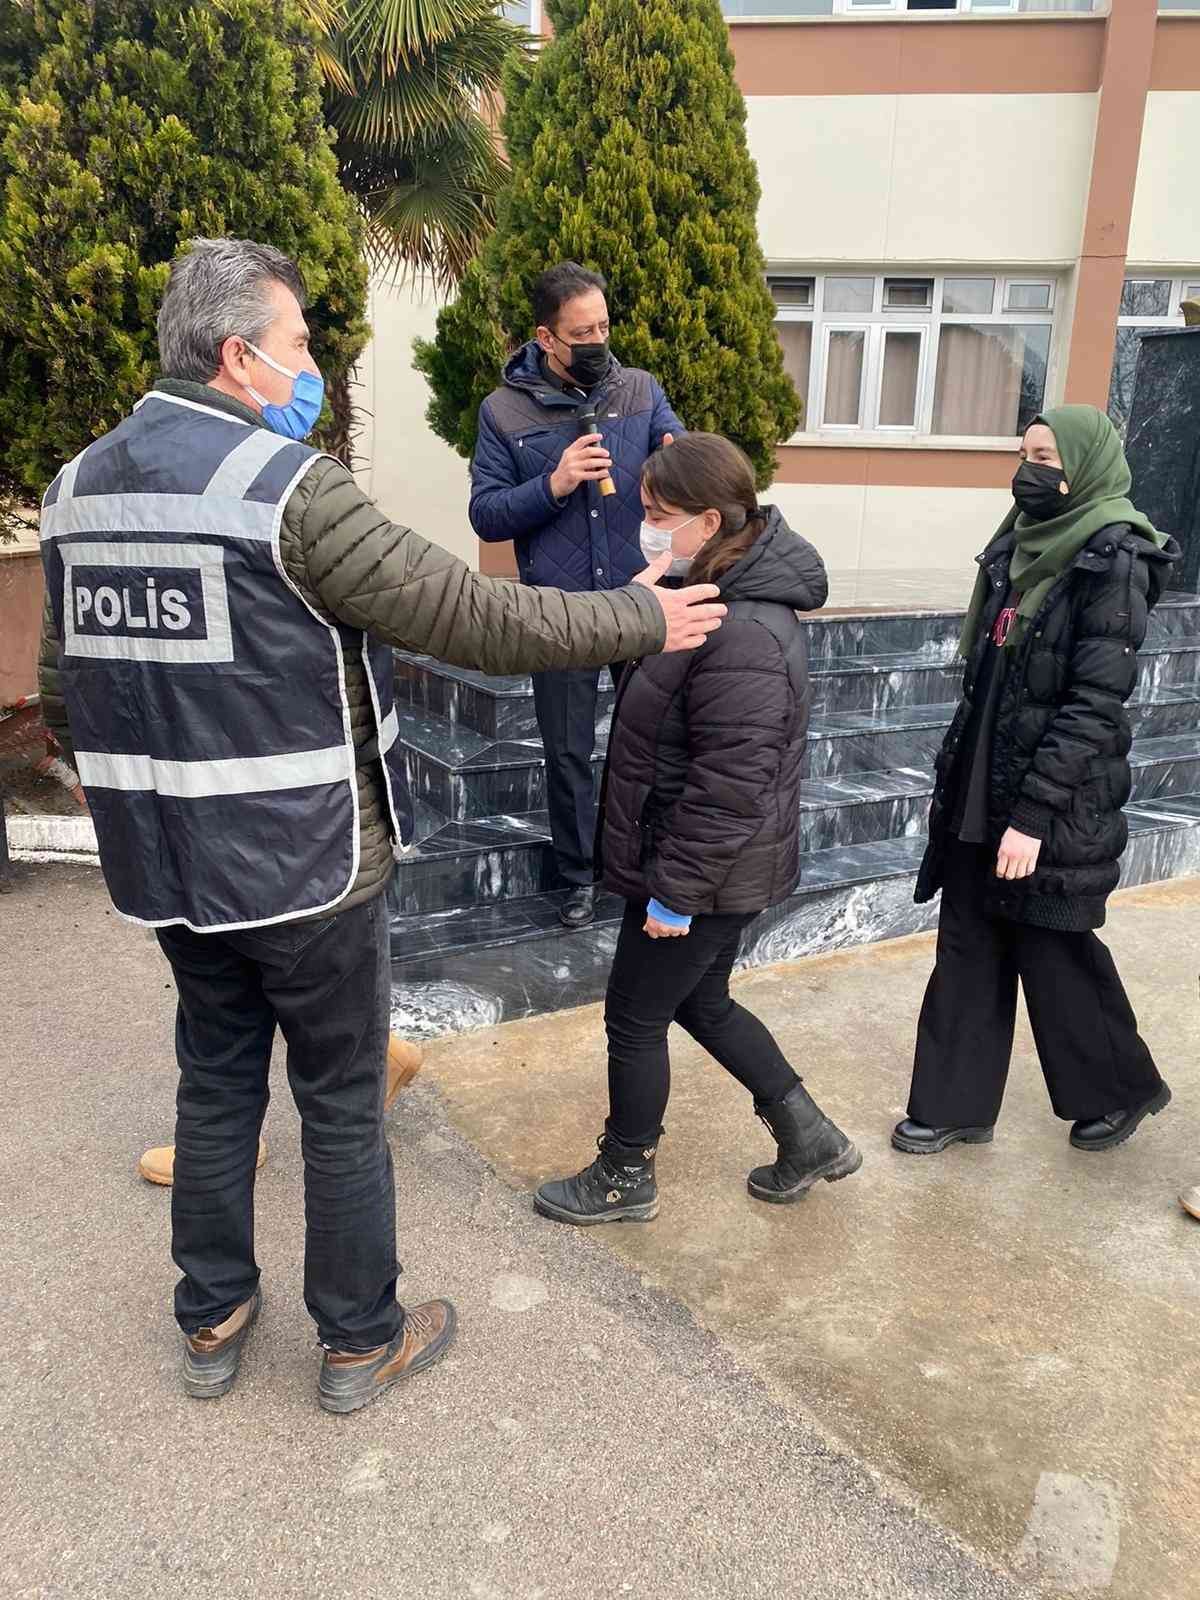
[1012,460,1070,521]
[557,337,610,390]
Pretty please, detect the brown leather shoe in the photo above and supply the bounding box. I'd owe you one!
[1181,1185,1200,1221]
[182,1289,262,1399]
[138,1137,267,1187]
[318,1298,457,1414]
[384,1035,423,1111]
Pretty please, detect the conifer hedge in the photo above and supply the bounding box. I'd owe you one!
[414,0,799,487]
[0,0,369,497]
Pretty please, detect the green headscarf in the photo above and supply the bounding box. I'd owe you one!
[959,404,1167,657]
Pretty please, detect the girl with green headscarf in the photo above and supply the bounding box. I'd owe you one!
[894,404,1178,1163]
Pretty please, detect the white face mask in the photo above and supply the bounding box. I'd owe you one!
[639,513,702,577]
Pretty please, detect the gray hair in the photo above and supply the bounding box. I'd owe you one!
[157,238,308,381]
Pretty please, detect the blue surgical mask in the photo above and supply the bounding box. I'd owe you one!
[243,341,325,441]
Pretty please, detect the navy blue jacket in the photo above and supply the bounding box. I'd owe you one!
[469,341,683,592]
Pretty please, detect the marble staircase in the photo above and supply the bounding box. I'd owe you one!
[385,596,1200,1037]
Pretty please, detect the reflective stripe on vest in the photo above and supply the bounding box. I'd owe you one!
[40,391,413,931]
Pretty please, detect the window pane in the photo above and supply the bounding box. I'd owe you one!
[943,277,995,315]
[770,278,814,308]
[932,323,1050,436]
[825,277,874,313]
[1006,282,1052,311]
[1107,327,1144,438]
[906,0,959,10]
[884,278,933,310]
[1120,279,1171,318]
[502,0,533,21]
[879,331,921,427]
[825,331,866,426]
[775,321,813,417]
[1185,284,1200,303]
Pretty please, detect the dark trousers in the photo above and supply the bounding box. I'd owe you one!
[532,662,623,887]
[909,838,1162,1127]
[157,893,402,1352]
[604,900,800,1147]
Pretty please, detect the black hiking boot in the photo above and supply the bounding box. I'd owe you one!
[534,1134,659,1226]
[891,1119,995,1155]
[748,1083,862,1203]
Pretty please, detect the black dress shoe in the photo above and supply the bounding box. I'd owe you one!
[891,1118,995,1155]
[1070,1082,1171,1151]
[558,884,596,929]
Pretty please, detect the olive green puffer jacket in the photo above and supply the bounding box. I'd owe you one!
[38,382,666,913]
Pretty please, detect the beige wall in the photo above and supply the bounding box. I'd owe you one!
[748,93,1097,266]
[354,276,476,567]
[1127,91,1200,266]
[765,481,1012,577]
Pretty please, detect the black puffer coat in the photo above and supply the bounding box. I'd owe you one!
[600,507,828,914]
[916,522,1179,930]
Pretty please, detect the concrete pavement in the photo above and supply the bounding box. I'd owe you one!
[2,864,1195,1598]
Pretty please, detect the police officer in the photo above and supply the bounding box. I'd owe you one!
[38,238,724,1413]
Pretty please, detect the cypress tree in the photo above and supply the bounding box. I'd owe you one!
[0,0,369,498]
[414,0,799,488]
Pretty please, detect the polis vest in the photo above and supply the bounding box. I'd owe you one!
[40,390,414,931]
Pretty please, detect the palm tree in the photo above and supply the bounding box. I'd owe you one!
[301,0,530,292]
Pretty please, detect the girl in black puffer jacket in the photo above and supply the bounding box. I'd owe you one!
[895,406,1179,1159]
[535,434,861,1227]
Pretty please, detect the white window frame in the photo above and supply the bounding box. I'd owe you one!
[504,0,543,30]
[1109,271,1200,428]
[769,268,1058,445]
[1117,273,1200,330]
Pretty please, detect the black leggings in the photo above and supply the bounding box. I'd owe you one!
[909,838,1162,1126]
[604,900,799,1147]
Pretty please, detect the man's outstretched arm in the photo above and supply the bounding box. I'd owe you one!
[286,460,724,675]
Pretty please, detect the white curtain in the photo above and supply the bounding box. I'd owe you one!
[825,331,865,425]
[932,325,1022,435]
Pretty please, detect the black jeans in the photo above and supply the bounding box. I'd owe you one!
[604,900,799,1147]
[909,838,1162,1127]
[157,893,403,1351]
[532,662,623,887]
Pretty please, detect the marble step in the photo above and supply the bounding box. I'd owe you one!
[386,795,1200,1037]
[392,728,1200,917]
[399,676,1200,823]
[806,592,1199,658]
[396,625,1200,749]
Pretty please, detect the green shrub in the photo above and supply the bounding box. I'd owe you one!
[0,0,369,496]
[414,0,799,488]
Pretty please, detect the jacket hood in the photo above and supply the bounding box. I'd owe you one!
[715,504,828,612]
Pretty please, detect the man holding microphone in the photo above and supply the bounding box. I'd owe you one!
[470,263,683,929]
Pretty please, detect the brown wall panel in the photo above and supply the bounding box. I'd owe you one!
[1150,17,1200,91]
[730,18,1104,98]
[773,446,1014,490]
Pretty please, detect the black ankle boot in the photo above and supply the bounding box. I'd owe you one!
[748,1083,862,1204]
[534,1134,659,1226]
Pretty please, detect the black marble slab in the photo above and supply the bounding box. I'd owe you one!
[1124,326,1200,593]
[386,803,1200,1037]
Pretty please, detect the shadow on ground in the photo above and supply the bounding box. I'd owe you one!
[425,878,1200,1600]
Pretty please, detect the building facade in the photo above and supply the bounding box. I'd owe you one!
[359,0,1200,589]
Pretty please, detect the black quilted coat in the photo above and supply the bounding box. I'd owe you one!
[915,522,1179,931]
[600,507,828,914]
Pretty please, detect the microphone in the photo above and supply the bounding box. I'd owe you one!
[577,403,615,497]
